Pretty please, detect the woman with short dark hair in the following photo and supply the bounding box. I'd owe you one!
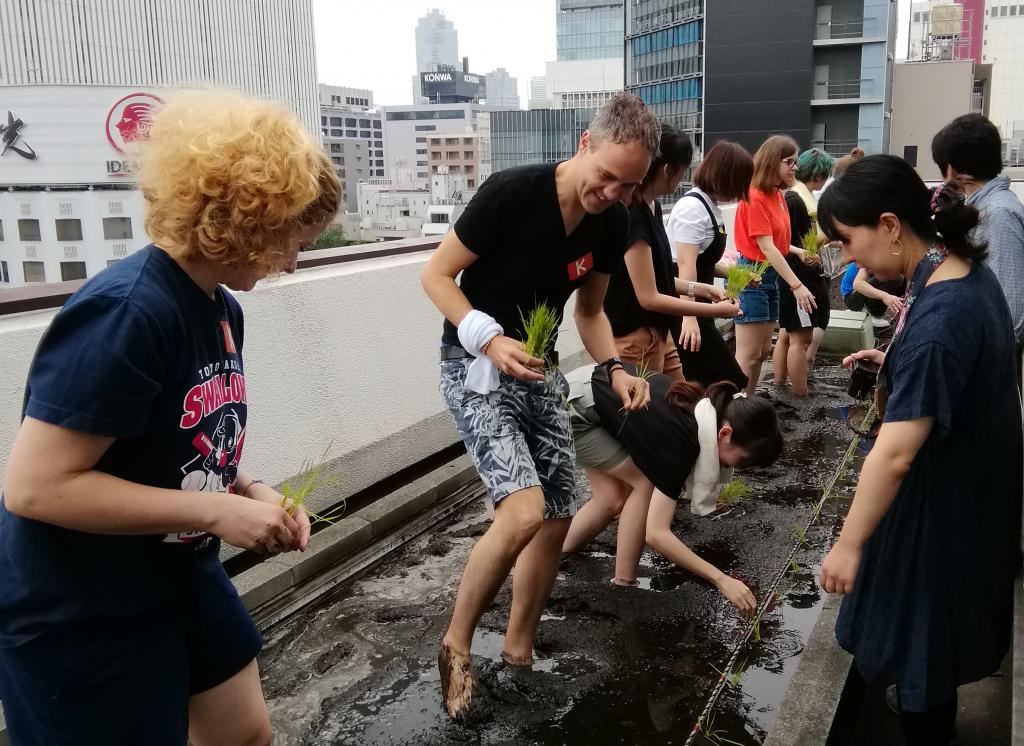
[818,154,1021,746]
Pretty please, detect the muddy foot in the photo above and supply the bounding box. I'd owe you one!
[500,650,533,668]
[438,638,475,720]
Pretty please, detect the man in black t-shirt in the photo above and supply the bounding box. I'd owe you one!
[422,93,659,719]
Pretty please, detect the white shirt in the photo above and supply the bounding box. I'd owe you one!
[666,187,724,256]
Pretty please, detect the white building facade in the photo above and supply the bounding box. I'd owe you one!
[982,0,1024,153]
[357,179,430,241]
[0,0,319,287]
[382,104,494,190]
[546,59,624,110]
[484,69,521,109]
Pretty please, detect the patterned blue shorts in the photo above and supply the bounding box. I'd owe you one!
[439,359,579,519]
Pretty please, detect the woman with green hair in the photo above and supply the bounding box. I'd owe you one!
[773,148,834,395]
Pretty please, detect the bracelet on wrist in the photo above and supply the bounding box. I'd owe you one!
[790,281,804,291]
[241,478,264,496]
[480,334,499,356]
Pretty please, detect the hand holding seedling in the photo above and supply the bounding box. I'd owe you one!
[716,575,757,617]
[613,369,650,412]
[485,335,546,381]
[248,481,311,552]
[211,494,299,556]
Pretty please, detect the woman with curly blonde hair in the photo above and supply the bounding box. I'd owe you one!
[0,90,338,746]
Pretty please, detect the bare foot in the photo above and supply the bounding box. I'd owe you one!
[500,650,533,668]
[438,638,474,720]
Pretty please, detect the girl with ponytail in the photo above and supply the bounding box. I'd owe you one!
[562,364,783,615]
[817,155,1020,744]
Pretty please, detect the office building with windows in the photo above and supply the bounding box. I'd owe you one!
[319,85,385,213]
[626,0,895,161]
[487,108,593,173]
[485,68,521,109]
[412,9,461,104]
[0,0,318,287]
[557,0,625,60]
[382,104,494,190]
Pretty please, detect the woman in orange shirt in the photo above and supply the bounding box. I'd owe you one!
[732,135,818,396]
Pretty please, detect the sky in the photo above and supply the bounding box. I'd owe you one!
[313,1,557,108]
[312,1,913,108]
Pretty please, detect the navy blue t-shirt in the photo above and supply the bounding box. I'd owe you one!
[0,245,248,646]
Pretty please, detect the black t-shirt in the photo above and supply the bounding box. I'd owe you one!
[442,163,630,349]
[591,368,699,498]
[0,245,246,645]
[784,191,825,284]
[604,200,678,337]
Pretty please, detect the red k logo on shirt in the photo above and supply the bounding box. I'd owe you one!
[221,320,237,354]
[567,252,594,281]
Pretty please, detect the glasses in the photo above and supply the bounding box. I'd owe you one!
[782,157,798,167]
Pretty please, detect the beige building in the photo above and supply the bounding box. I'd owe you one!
[889,60,975,181]
[427,134,481,190]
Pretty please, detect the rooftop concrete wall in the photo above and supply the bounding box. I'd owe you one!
[0,249,588,510]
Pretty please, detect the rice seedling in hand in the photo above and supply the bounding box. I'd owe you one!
[750,258,771,278]
[724,264,755,300]
[801,228,820,260]
[519,303,559,366]
[718,478,752,506]
[279,445,346,527]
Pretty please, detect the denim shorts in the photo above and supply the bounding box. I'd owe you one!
[439,358,578,519]
[735,258,780,324]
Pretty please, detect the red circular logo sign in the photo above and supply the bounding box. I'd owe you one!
[105,92,163,153]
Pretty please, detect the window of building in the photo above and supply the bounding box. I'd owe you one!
[359,119,370,128]
[414,125,437,132]
[416,160,427,166]
[61,261,87,281]
[416,148,427,155]
[332,156,342,164]
[447,151,459,159]
[913,11,920,22]
[18,219,41,242]
[55,219,83,241]
[23,260,45,282]
[374,140,383,148]
[373,121,382,129]
[344,118,355,127]
[1001,6,1008,15]
[417,171,428,178]
[1012,6,1017,14]
[331,129,343,137]
[464,138,474,145]
[466,165,475,173]
[360,131,371,138]
[0,260,8,282]
[416,137,427,143]
[346,130,357,137]
[386,110,466,121]
[330,116,342,126]
[431,150,442,159]
[0,219,4,241]
[445,138,458,145]
[450,165,461,174]
[375,159,384,167]
[102,217,133,240]
[375,150,383,157]
[903,145,918,167]
[464,151,474,159]
[376,169,385,176]
[331,143,342,153]
[321,116,327,125]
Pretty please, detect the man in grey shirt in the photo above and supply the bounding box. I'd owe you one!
[933,114,1024,350]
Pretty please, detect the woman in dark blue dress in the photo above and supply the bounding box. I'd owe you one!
[817,155,1021,745]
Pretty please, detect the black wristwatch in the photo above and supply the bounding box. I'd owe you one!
[600,356,624,377]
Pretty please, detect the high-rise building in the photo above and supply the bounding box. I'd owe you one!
[383,103,494,190]
[980,0,1024,150]
[485,68,521,109]
[626,1,896,161]
[488,108,593,173]
[319,85,385,214]
[529,77,554,109]
[412,9,460,104]
[0,0,319,287]
[557,0,625,61]
[546,59,623,110]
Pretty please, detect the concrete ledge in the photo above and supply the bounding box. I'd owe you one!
[764,592,852,746]
[232,454,478,614]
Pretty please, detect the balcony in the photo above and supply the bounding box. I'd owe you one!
[814,17,886,45]
[811,79,881,106]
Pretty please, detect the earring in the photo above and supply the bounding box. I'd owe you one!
[890,238,904,256]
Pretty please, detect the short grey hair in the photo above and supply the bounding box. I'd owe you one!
[589,93,661,159]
